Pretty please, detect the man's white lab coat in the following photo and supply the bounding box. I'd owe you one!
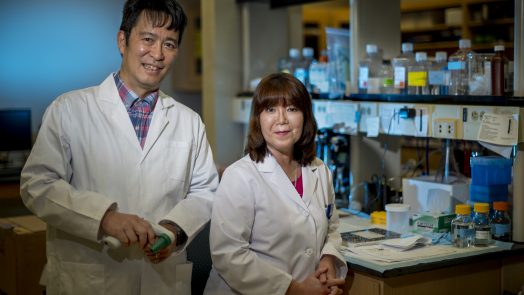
[204,154,347,295]
[20,74,218,295]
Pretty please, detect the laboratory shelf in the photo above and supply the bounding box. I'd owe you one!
[346,93,524,106]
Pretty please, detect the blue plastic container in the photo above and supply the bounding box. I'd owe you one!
[470,156,512,185]
[469,184,509,203]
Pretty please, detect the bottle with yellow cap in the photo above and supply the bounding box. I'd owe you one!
[473,202,492,246]
[451,204,474,248]
[491,201,511,242]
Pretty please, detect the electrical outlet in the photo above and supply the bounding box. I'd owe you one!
[433,119,457,138]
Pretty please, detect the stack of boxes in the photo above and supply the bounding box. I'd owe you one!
[470,156,513,206]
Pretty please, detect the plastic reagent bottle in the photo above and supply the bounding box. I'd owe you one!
[491,45,510,96]
[429,51,449,95]
[309,50,329,98]
[473,202,492,246]
[301,47,315,91]
[491,201,511,242]
[407,52,430,95]
[451,204,474,248]
[379,60,395,94]
[358,44,381,94]
[448,39,475,96]
[392,42,415,94]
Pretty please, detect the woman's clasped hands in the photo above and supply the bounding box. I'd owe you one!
[286,255,345,295]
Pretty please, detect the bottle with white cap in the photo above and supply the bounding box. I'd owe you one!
[300,47,316,91]
[392,42,415,94]
[448,39,475,95]
[358,44,382,94]
[429,51,449,95]
[407,52,430,95]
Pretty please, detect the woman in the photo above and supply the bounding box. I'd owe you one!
[204,73,347,295]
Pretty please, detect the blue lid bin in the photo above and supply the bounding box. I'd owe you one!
[470,156,512,185]
[469,184,509,203]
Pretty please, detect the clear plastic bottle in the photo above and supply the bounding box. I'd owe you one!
[451,204,474,248]
[491,45,509,96]
[301,47,315,91]
[379,60,395,94]
[491,201,511,242]
[392,42,415,94]
[358,44,382,94]
[473,202,492,246]
[309,50,330,98]
[289,48,307,86]
[407,52,430,95]
[429,51,449,95]
[448,39,475,95]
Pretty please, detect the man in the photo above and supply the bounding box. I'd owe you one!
[20,0,218,294]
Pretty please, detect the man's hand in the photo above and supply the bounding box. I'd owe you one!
[101,210,155,249]
[144,223,178,264]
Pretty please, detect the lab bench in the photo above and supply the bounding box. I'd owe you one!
[338,213,524,295]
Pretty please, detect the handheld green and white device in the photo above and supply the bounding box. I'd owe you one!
[102,222,175,253]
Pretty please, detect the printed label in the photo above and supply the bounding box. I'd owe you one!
[359,67,369,88]
[429,70,447,85]
[448,61,465,71]
[408,71,428,87]
[494,224,510,237]
[394,67,406,88]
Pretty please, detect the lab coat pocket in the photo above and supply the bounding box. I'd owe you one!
[165,141,191,180]
[175,261,193,295]
[165,141,192,195]
[58,262,104,295]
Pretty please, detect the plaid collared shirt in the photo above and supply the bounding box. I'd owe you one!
[113,72,158,148]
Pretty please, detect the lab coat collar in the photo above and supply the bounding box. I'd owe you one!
[255,154,318,211]
[97,74,176,161]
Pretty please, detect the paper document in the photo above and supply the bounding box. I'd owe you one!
[380,235,431,251]
[477,113,518,146]
[341,244,457,263]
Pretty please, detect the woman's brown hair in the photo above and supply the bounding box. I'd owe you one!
[245,72,317,165]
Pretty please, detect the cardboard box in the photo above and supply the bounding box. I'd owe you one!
[412,212,456,233]
[0,215,46,295]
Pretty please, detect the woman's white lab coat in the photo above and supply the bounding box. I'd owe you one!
[20,74,219,295]
[204,154,348,295]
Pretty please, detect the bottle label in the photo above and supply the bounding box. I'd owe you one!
[494,223,510,237]
[309,64,329,93]
[383,77,393,87]
[408,71,428,87]
[359,67,369,88]
[429,70,447,85]
[394,67,406,88]
[504,63,511,92]
[476,230,490,239]
[448,61,465,71]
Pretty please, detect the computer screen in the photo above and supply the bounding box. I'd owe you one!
[0,109,32,151]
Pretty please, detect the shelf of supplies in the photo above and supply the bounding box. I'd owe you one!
[401,0,462,12]
[468,18,514,27]
[412,41,461,50]
[401,24,461,34]
[346,94,524,107]
[401,0,510,12]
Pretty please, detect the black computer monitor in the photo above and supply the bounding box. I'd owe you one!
[0,109,32,151]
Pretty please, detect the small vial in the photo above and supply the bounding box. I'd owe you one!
[491,201,511,242]
[451,204,474,248]
[473,202,491,247]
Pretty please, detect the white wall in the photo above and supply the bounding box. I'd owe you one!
[0,0,125,136]
[0,0,202,138]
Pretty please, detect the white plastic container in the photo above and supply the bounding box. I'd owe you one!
[386,204,411,234]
